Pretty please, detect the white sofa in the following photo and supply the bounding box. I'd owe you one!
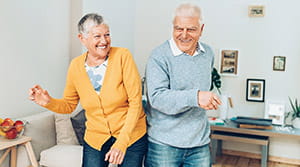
[16,111,83,167]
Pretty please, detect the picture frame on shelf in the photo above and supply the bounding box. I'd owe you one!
[219,49,239,76]
[248,5,265,17]
[246,79,265,102]
[264,101,285,125]
[273,56,286,71]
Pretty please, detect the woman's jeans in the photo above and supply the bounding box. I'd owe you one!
[82,134,147,167]
[145,141,211,167]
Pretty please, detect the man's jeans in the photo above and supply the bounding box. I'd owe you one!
[82,134,147,167]
[145,141,211,167]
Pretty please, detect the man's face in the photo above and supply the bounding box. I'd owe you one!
[173,16,203,55]
[79,24,111,57]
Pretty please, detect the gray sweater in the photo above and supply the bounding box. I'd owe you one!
[145,40,214,148]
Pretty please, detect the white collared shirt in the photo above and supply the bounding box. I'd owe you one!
[168,38,205,56]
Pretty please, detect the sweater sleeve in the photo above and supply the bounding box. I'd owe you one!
[43,60,79,114]
[111,49,144,153]
[146,52,200,115]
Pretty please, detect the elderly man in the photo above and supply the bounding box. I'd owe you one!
[145,3,221,167]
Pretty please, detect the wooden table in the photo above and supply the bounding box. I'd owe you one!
[210,120,300,167]
[0,136,38,167]
[211,120,300,139]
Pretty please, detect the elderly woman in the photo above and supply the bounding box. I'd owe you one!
[28,13,147,167]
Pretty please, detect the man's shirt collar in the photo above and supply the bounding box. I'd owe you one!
[169,38,205,56]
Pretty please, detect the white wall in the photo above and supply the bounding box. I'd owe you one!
[0,0,70,118]
[82,0,136,55]
[199,1,300,118]
[70,0,83,59]
[134,0,177,75]
[0,0,71,166]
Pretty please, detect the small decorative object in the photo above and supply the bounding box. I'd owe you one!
[208,117,224,125]
[264,101,285,125]
[273,56,286,71]
[219,95,230,120]
[286,97,300,129]
[248,5,265,17]
[220,49,238,76]
[246,79,265,102]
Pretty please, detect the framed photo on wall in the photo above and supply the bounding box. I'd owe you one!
[220,49,239,76]
[248,5,265,17]
[264,101,285,125]
[246,79,265,102]
[273,56,286,71]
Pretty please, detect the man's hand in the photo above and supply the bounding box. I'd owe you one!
[105,148,125,165]
[28,85,51,106]
[198,91,221,110]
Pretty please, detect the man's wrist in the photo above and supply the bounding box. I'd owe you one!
[197,90,201,107]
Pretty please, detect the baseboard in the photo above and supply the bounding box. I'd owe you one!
[222,149,300,165]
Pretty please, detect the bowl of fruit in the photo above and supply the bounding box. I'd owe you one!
[0,118,26,140]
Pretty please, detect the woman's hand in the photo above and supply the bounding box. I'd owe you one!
[105,148,125,165]
[28,85,51,106]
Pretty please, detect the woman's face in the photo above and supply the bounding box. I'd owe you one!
[80,24,111,58]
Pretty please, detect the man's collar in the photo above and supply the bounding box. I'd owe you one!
[169,38,205,56]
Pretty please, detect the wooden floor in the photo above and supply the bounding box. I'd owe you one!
[212,155,300,167]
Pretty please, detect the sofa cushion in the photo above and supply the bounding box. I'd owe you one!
[54,113,79,145]
[40,144,83,167]
[21,111,56,160]
[70,109,86,145]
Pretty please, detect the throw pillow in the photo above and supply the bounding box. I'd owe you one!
[70,109,86,145]
[54,113,79,145]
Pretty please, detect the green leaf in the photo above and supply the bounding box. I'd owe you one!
[289,97,297,112]
[210,82,214,91]
[210,67,222,94]
[288,97,300,120]
[215,80,221,88]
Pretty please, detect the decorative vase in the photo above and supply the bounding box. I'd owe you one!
[292,118,300,129]
[219,95,229,120]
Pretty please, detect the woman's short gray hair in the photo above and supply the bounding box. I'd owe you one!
[173,3,203,24]
[78,13,104,35]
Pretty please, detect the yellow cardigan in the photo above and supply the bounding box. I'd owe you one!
[44,47,146,153]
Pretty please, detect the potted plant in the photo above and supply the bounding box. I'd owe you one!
[210,67,221,95]
[286,97,300,129]
[210,68,228,119]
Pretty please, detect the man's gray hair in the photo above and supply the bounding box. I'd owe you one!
[173,3,203,24]
[78,13,104,35]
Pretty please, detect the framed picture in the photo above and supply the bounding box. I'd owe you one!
[248,5,265,17]
[220,49,238,76]
[246,79,265,102]
[264,101,285,125]
[273,56,286,71]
